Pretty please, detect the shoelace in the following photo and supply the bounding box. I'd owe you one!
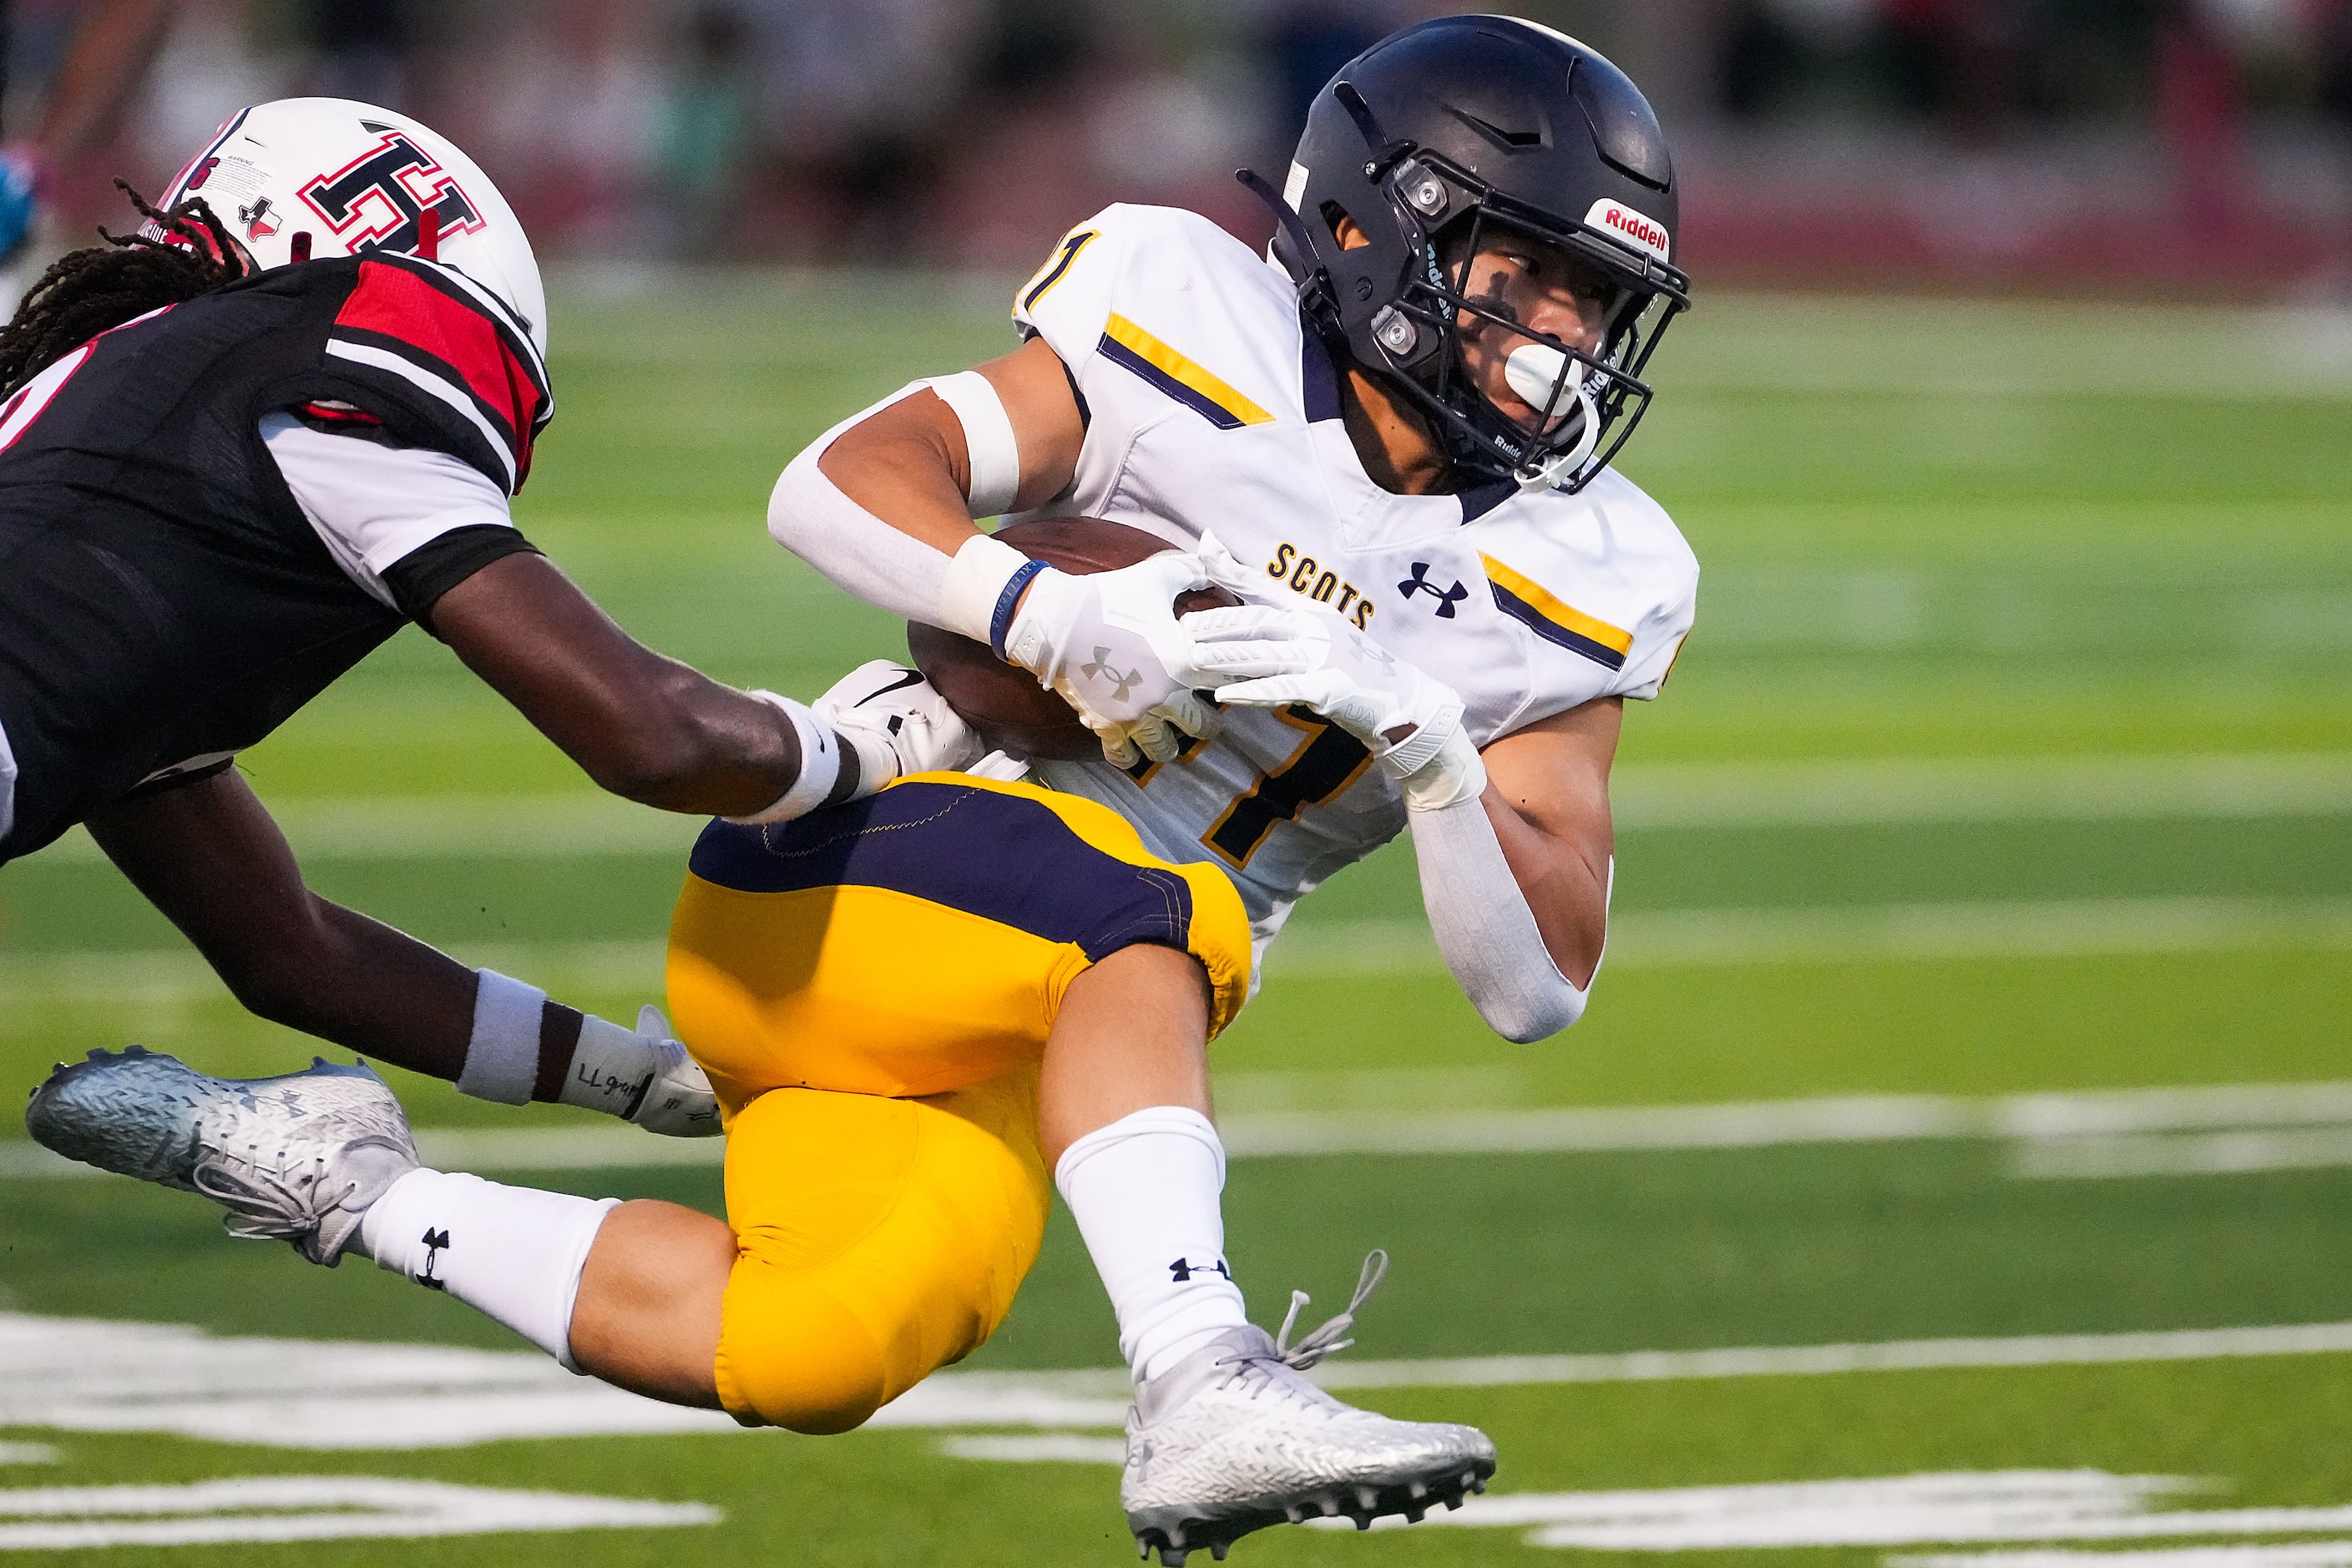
[191,1146,346,1242]
[1272,1248,1388,1369]
[1211,1248,1391,1396]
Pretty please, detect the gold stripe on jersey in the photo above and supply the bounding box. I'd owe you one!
[1019,229,1097,312]
[1098,313,1274,431]
[1479,553,1635,672]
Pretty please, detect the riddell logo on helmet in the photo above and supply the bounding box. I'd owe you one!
[1585,200,1670,262]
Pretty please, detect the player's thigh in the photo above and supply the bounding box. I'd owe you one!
[712,1070,1050,1434]
[666,773,1253,1107]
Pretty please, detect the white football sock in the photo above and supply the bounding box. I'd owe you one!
[354,1168,617,1370]
[1055,1105,1249,1384]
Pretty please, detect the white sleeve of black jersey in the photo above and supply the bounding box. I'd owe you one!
[261,412,537,623]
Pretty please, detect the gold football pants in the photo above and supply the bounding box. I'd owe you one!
[665,773,1250,1434]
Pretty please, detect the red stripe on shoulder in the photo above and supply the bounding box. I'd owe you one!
[335,260,544,473]
[299,400,385,427]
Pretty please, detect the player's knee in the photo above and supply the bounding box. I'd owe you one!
[715,1272,893,1434]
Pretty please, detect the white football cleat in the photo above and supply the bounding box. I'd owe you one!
[1120,1252,1496,1564]
[26,1046,418,1266]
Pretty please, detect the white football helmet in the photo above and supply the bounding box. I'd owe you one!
[156,98,547,357]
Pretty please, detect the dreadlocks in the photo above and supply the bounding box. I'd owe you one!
[0,183,250,398]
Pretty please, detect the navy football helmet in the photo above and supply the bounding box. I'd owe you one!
[1245,16,1689,493]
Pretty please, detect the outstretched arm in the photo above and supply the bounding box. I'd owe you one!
[86,770,493,1077]
[86,768,716,1134]
[427,551,806,817]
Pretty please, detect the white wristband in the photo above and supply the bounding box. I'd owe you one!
[937,532,1035,645]
[726,690,842,824]
[925,370,1021,518]
[457,968,546,1105]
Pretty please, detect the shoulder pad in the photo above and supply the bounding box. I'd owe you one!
[324,255,552,492]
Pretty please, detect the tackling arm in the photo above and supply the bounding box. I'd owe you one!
[87,768,718,1134]
[1409,699,1619,1043]
[88,770,505,1077]
[428,552,820,818]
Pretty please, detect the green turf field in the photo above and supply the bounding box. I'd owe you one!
[1,276,2348,1564]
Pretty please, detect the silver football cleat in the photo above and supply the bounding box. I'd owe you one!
[25,1046,418,1267]
[1121,1252,1496,1565]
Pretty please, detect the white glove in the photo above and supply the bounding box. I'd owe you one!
[1001,554,1228,766]
[625,1007,722,1137]
[812,660,983,794]
[569,1005,721,1138]
[1192,603,1489,812]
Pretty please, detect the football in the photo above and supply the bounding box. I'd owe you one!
[907,516,1239,761]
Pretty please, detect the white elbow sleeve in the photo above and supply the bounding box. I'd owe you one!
[1409,795,1601,1043]
[923,370,1021,518]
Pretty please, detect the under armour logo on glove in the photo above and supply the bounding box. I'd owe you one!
[1398,562,1469,618]
[1168,1256,1232,1283]
[418,1227,451,1291]
[1081,646,1143,703]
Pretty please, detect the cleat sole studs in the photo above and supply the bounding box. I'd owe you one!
[1406,1505,1426,1524]
[1210,1544,1228,1562]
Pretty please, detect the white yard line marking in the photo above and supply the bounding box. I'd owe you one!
[1297,1471,2352,1554]
[1271,898,2352,978]
[2010,1129,2352,1181]
[9,1314,2352,1450]
[1313,1323,2352,1393]
[924,1459,2352,1565]
[1899,1549,2352,1568]
[15,1079,2352,1179]
[0,1476,717,1550]
[1609,754,2352,831]
[0,1452,52,1469]
[13,753,2349,866]
[6,893,2348,1020]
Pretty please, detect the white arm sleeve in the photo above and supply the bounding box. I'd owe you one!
[260,411,515,609]
[766,384,956,627]
[1408,794,1603,1044]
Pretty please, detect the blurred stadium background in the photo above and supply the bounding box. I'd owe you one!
[1,0,2349,1564]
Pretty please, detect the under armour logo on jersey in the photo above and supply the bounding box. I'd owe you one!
[298,131,482,257]
[417,1227,451,1291]
[1398,562,1469,618]
[1082,647,1142,703]
[1168,1256,1232,1283]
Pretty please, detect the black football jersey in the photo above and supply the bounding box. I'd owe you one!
[0,253,552,861]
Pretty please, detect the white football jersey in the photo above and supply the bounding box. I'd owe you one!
[1011,204,1699,970]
